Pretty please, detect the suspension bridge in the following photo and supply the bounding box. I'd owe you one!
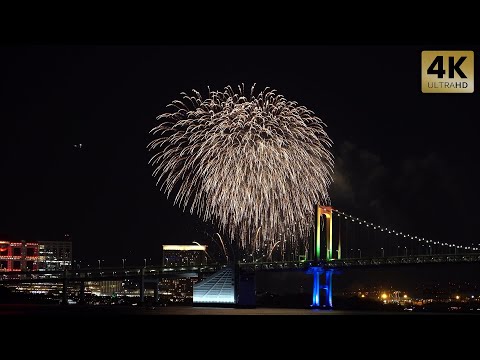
[203,205,480,309]
[292,205,478,308]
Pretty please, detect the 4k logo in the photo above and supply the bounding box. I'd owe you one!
[422,51,474,93]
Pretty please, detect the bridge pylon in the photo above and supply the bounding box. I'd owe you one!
[309,204,338,308]
[309,267,333,308]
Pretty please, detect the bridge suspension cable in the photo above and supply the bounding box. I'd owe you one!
[332,209,478,254]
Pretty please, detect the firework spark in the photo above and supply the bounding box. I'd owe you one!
[148,84,334,254]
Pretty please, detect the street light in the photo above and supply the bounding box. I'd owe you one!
[404,247,408,256]
[358,248,361,258]
[144,258,147,268]
[380,247,384,257]
[97,259,103,269]
[122,258,126,268]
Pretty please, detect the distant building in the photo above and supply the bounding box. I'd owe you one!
[86,281,123,296]
[0,240,39,271]
[193,267,235,305]
[162,244,207,267]
[160,277,201,303]
[38,240,72,270]
[161,244,207,303]
[0,239,72,271]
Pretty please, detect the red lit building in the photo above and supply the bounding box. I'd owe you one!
[0,240,39,271]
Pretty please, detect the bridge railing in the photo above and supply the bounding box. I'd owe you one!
[1,253,479,281]
[0,264,225,283]
[239,253,480,270]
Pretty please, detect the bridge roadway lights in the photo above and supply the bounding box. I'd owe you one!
[308,267,333,309]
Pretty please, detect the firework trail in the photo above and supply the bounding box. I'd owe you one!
[148,84,334,254]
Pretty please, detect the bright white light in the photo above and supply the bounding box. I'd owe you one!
[163,245,206,251]
[193,268,235,304]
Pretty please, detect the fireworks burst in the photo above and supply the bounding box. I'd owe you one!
[148,84,334,255]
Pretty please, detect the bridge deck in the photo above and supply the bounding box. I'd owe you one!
[241,253,480,271]
[0,254,479,284]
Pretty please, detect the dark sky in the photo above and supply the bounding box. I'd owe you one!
[1,45,479,266]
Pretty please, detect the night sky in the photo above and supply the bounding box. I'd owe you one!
[1,45,479,268]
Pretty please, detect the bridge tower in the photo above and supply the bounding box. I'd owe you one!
[314,205,337,261]
[310,204,338,309]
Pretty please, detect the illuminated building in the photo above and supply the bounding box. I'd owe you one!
[162,244,207,267]
[0,239,72,271]
[160,277,201,303]
[38,240,72,270]
[86,281,123,296]
[160,245,207,303]
[0,240,39,271]
[193,267,235,305]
